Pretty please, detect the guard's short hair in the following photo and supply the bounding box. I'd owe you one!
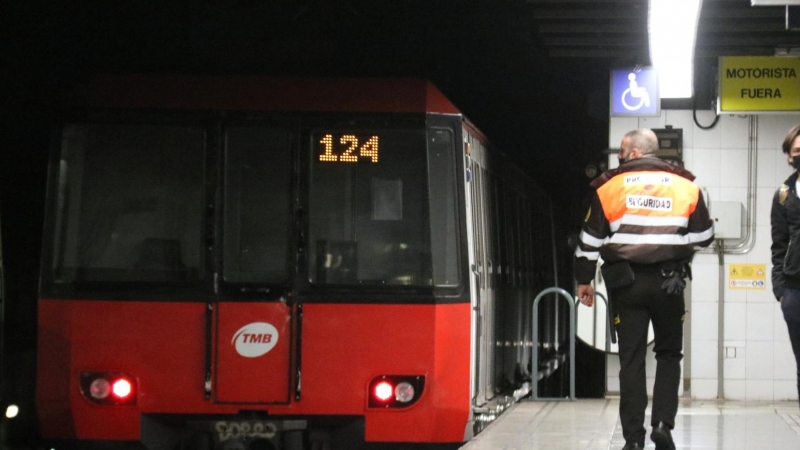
[782,125,800,154]
[624,129,659,155]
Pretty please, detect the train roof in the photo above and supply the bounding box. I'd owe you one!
[66,75,461,115]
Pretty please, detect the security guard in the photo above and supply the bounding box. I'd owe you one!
[574,129,714,450]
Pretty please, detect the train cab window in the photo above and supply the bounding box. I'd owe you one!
[427,129,459,286]
[51,124,205,284]
[223,127,292,283]
[308,129,433,286]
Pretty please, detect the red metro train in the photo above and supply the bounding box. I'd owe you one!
[35,76,563,450]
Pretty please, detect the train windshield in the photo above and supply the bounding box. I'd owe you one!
[308,128,458,287]
[51,124,206,283]
[47,121,458,292]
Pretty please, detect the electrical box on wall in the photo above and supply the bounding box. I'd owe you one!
[652,127,683,165]
[709,201,743,239]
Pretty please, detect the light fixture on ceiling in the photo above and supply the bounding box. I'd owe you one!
[649,0,703,98]
[751,0,800,5]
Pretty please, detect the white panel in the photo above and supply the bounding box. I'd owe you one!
[774,380,799,401]
[774,115,800,145]
[724,254,749,264]
[776,156,795,183]
[664,110,695,148]
[692,339,718,378]
[719,150,748,187]
[704,186,720,202]
[724,284,748,303]
[691,379,718,399]
[757,116,777,150]
[607,354,620,377]
[757,150,777,188]
[639,112,666,129]
[724,380,746,399]
[724,302,746,341]
[646,377,655,396]
[691,263,719,302]
[774,341,796,380]
[746,303,774,341]
[607,377,620,394]
[724,355,746,380]
[745,225,771,267]
[718,187,747,204]
[745,341,774,379]
[692,148,721,188]
[745,380,774,400]
[645,350,657,378]
[720,115,750,149]
[694,111,722,149]
[755,191,774,230]
[682,146,694,172]
[692,304,718,340]
[609,117,639,148]
[710,200,743,240]
[746,286,774,304]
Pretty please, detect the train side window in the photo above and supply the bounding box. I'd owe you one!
[427,129,459,286]
[51,124,205,283]
[223,127,292,283]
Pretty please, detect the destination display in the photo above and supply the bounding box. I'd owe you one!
[317,133,380,163]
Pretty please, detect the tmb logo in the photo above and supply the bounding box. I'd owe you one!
[232,322,279,358]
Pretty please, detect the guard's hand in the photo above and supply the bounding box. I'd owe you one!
[577,284,595,307]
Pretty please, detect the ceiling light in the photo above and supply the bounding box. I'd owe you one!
[649,0,703,98]
[751,0,800,5]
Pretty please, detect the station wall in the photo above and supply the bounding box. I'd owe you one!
[607,110,800,401]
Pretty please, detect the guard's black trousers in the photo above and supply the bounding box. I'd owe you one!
[610,267,685,446]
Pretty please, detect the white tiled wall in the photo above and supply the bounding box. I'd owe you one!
[607,111,800,401]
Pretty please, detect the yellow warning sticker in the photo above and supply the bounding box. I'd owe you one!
[728,264,767,290]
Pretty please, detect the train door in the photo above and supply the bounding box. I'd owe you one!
[464,133,496,407]
[213,124,295,404]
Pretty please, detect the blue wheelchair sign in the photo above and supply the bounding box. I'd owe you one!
[610,68,660,117]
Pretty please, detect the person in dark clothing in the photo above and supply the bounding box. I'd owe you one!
[575,129,714,450]
[771,124,800,409]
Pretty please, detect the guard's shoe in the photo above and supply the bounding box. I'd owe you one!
[650,422,676,450]
[621,443,644,450]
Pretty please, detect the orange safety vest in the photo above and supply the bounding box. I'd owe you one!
[574,158,714,283]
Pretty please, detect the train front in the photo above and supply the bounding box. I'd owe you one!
[35,78,471,450]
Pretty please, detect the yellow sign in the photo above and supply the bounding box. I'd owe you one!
[718,56,800,112]
[728,263,767,290]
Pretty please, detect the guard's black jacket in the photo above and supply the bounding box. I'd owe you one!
[771,171,800,300]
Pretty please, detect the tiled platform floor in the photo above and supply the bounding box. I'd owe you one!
[460,398,800,450]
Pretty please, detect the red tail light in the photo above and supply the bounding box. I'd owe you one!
[112,378,132,399]
[374,381,393,401]
[80,372,137,406]
[367,375,425,409]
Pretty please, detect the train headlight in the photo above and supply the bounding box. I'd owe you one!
[5,405,18,419]
[367,375,424,409]
[89,378,111,399]
[80,372,137,406]
[394,382,415,403]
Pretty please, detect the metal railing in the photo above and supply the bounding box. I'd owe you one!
[531,287,575,401]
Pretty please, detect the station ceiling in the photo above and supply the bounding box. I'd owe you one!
[528,0,800,60]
